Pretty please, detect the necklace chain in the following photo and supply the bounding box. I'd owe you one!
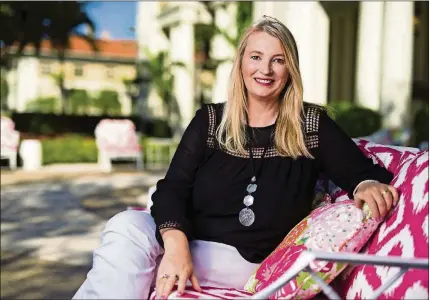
[239,115,272,226]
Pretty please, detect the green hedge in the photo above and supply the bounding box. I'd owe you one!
[30,102,385,165]
[41,134,98,165]
[40,135,175,165]
[26,96,60,114]
[411,103,429,147]
[11,112,172,138]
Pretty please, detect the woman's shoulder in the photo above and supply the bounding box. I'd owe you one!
[204,102,225,112]
[302,101,327,125]
[202,102,225,121]
[301,102,333,142]
[303,102,326,114]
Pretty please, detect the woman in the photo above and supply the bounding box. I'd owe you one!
[73,16,398,299]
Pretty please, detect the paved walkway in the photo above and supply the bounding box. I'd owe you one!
[1,164,166,299]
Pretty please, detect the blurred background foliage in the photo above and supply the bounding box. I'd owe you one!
[0,1,98,114]
[68,89,92,115]
[326,102,382,138]
[40,134,174,166]
[25,96,59,114]
[0,1,96,67]
[24,89,122,116]
[92,90,122,115]
[1,0,427,167]
[411,103,429,147]
[10,99,428,166]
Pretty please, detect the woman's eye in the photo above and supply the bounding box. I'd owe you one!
[273,58,285,64]
[251,56,260,60]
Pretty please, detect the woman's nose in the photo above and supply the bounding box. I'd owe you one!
[260,60,273,75]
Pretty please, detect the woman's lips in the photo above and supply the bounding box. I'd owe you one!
[254,78,274,86]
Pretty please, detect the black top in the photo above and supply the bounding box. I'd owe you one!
[150,103,393,263]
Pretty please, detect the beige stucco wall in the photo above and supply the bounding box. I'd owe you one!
[8,56,136,115]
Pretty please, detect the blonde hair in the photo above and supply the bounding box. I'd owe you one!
[215,16,313,159]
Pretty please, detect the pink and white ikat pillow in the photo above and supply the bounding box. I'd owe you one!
[333,151,429,299]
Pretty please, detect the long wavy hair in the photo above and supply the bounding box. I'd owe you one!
[215,16,313,159]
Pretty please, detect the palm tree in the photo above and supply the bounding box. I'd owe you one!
[0,1,97,113]
[1,2,48,63]
[46,2,97,113]
[197,2,253,58]
[142,48,185,125]
[0,73,9,112]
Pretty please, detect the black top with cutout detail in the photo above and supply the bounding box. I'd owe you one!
[150,102,393,263]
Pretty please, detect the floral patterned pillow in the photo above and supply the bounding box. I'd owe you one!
[149,286,252,299]
[312,179,332,209]
[244,201,381,299]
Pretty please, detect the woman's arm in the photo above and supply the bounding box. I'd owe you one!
[150,105,209,246]
[314,109,397,218]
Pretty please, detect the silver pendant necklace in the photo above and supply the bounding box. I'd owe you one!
[239,116,270,227]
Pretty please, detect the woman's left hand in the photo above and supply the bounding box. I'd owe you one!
[353,181,399,220]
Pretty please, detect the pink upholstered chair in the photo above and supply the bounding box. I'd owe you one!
[95,119,143,172]
[1,116,20,170]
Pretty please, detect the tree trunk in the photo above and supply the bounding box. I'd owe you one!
[59,60,68,114]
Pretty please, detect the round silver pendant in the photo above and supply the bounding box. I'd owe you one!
[247,184,257,193]
[239,208,255,226]
[243,195,254,206]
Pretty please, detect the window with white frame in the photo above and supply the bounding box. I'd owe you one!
[106,65,115,79]
[40,61,52,75]
[74,64,84,77]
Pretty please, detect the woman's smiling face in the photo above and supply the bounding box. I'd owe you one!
[241,31,289,102]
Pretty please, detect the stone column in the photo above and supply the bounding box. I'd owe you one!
[136,2,169,120]
[211,3,236,104]
[253,1,286,21]
[16,57,39,112]
[170,21,195,134]
[355,2,385,111]
[380,2,414,128]
[136,2,168,58]
[252,2,329,105]
[156,2,211,135]
[283,2,330,105]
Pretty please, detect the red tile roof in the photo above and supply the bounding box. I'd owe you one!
[44,36,137,59]
[9,36,137,59]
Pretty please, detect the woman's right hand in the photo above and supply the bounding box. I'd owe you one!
[155,230,202,299]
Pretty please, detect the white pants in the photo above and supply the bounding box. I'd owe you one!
[73,210,259,299]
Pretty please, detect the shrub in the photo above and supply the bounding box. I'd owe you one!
[93,90,122,115]
[11,112,173,138]
[40,134,178,166]
[41,134,98,165]
[1,75,8,111]
[326,102,382,138]
[25,96,60,114]
[411,103,429,147]
[68,89,92,115]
